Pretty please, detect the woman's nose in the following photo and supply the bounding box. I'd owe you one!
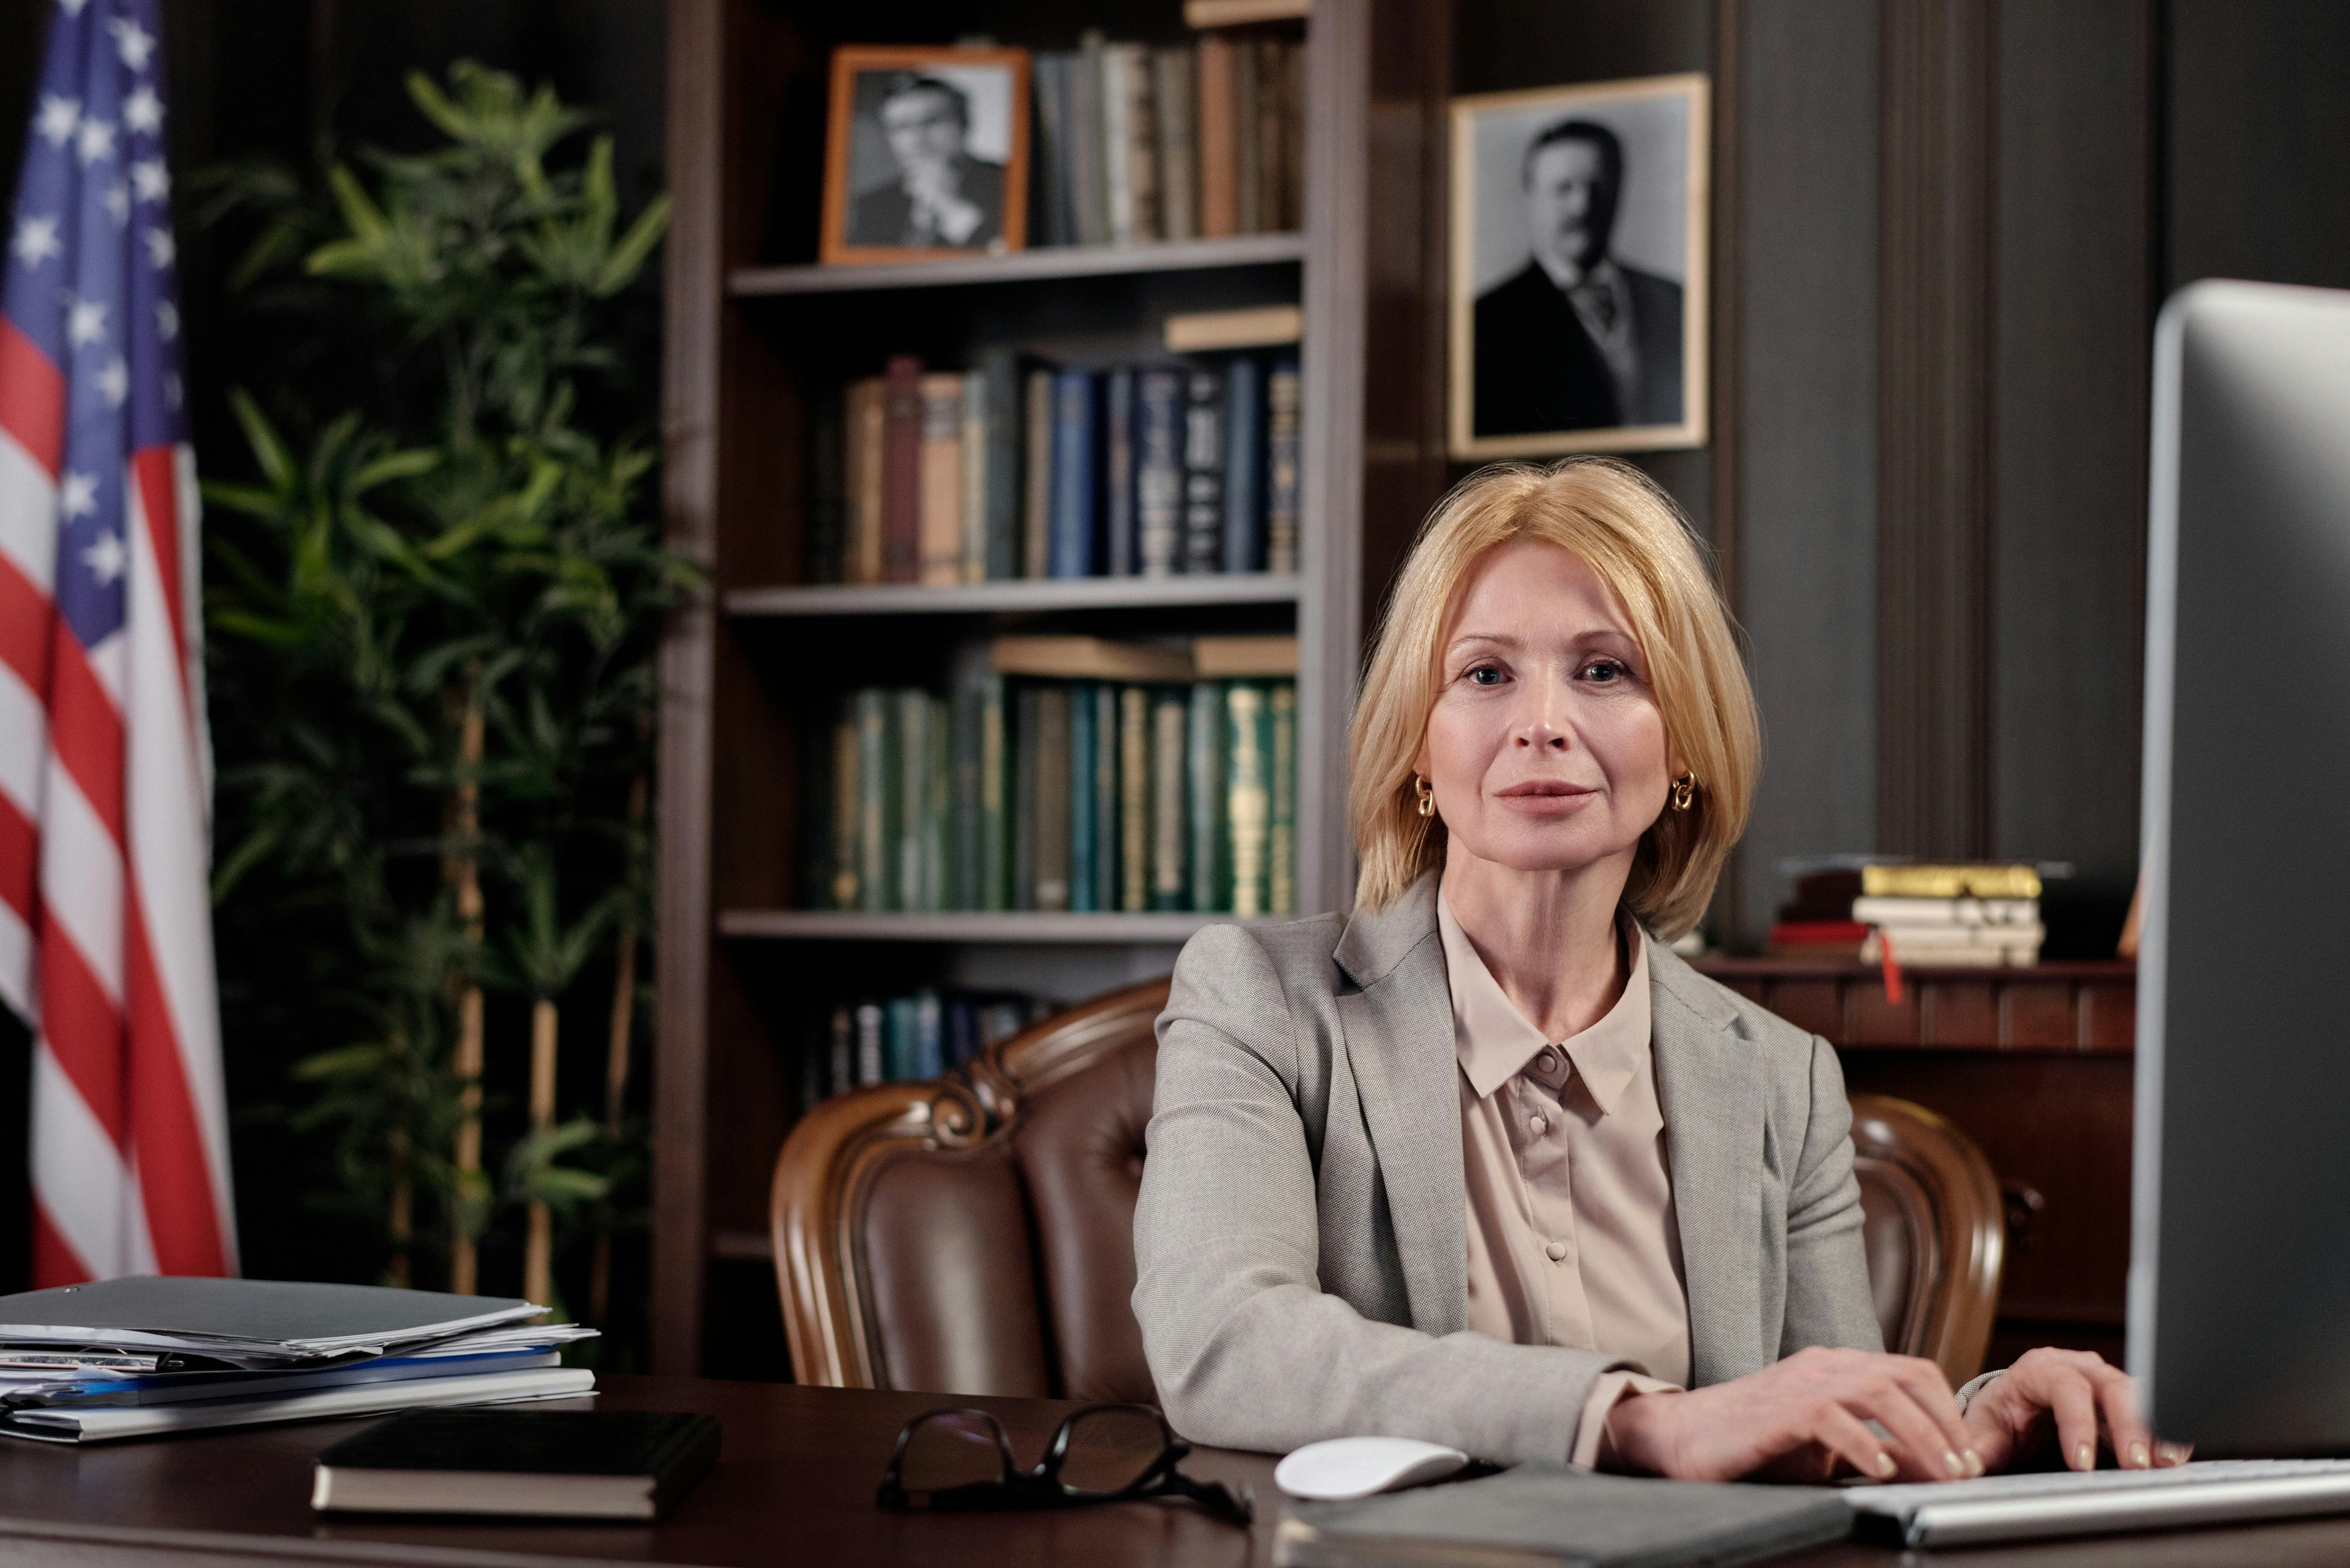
[1512,678,1574,749]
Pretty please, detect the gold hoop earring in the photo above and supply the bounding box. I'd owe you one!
[1669,773,1697,812]
[1413,776,1436,818]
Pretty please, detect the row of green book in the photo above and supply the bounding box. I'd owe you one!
[817,659,1298,917]
[799,990,1047,1108]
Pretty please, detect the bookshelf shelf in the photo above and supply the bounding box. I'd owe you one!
[729,233,1306,299]
[717,910,1276,944]
[724,574,1301,618]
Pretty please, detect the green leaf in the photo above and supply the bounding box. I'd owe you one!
[226,388,294,491]
[592,195,670,297]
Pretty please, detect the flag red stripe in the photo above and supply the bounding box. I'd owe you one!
[129,446,188,701]
[0,790,31,924]
[35,924,126,1147]
[44,619,126,848]
[0,550,51,697]
[0,317,63,479]
[31,1199,90,1292]
[124,887,229,1275]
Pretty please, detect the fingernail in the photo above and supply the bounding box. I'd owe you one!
[2076,1443,2095,1470]
[1876,1452,1897,1478]
[1943,1451,1962,1478]
[2157,1442,2189,1465]
[2130,1442,2150,1469]
[1965,1449,1984,1477]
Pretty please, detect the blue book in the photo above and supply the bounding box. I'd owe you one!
[1104,367,1137,576]
[1136,369,1185,576]
[1222,355,1266,574]
[913,990,944,1078]
[1070,681,1097,911]
[886,997,919,1080]
[1049,369,1099,577]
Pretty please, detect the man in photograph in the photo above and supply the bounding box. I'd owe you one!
[1473,117,1683,436]
[852,72,1006,249]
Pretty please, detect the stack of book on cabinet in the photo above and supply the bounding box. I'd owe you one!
[1854,864,2046,968]
[810,349,1300,585]
[818,634,1298,917]
[1031,31,1306,249]
[0,1278,593,1443]
[804,988,1049,1104]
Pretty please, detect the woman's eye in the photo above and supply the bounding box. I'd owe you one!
[1581,659,1627,683]
[1465,664,1504,686]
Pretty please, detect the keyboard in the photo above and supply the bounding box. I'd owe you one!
[1842,1459,2350,1548]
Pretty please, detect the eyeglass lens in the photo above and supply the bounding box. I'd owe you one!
[898,1412,1011,1492]
[1054,1406,1170,1496]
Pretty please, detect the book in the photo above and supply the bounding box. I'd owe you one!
[979,667,1009,910]
[1282,39,1308,230]
[1073,31,1109,247]
[1022,367,1055,576]
[914,989,945,1077]
[918,372,965,586]
[1195,634,1299,677]
[1032,54,1077,248]
[922,694,951,909]
[1050,369,1100,577]
[1136,368,1185,577]
[1185,0,1310,23]
[1851,896,2041,928]
[1232,39,1261,235]
[1267,353,1301,572]
[806,387,846,583]
[950,648,985,911]
[827,1006,853,1097]
[1766,920,1869,960]
[1153,47,1198,242]
[1101,40,1136,245]
[1860,864,2044,899]
[1091,683,1120,913]
[1070,682,1098,911]
[1256,37,1289,232]
[1197,33,1237,238]
[1227,683,1271,915]
[313,1409,720,1522]
[1187,681,1228,912]
[886,996,917,1078]
[1105,367,1138,576]
[856,1001,884,1085]
[1125,43,1162,244]
[959,368,989,582]
[1012,686,1041,907]
[7,1367,595,1444]
[988,635,1192,682]
[828,707,859,908]
[1269,680,1296,913]
[1120,686,1151,912]
[1151,687,1189,910]
[978,349,1022,579]
[1222,354,1266,572]
[1034,686,1073,911]
[881,355,924,583]
[1271,1462,1853,1568]
[893,690,930,911]
[1166,305,1303,352]
[1182,367,1226,571]
[854,690,891,912]
[846,375,885,584]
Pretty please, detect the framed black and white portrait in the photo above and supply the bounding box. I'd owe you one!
[822,45,1031,265]
[1449,74,1708,457]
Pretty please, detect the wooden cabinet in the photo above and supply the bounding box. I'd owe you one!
[1699,959,2136,1367]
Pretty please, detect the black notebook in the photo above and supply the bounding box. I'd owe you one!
[1274,1463,1852,1568]
[313,1409,721,1521]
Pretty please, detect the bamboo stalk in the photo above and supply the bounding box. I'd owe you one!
[587,770,648,1326]
[524,997,559,1309]
[449,683,486,1296]
[387,1125,412,1289]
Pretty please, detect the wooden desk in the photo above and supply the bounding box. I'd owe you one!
[2,1376,2348,1567]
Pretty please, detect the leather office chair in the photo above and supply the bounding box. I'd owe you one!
[772,978,2008,1401]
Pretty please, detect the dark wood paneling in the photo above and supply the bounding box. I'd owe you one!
[1875,0,1995,863]
[1724,0,1879,946]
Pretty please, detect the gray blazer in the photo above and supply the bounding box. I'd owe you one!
[1131,872,1884,1464]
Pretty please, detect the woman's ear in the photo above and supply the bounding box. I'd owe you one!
[1409,738,1429,780]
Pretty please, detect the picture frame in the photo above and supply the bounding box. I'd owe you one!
[821,45,1033,265]
[1448,73,1709,458]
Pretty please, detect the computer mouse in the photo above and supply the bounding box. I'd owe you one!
[1274,1435,1472,1500]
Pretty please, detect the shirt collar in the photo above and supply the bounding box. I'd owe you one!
[1438,892,1653,1113]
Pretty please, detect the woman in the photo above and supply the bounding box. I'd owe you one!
[1132,460,2182,1482]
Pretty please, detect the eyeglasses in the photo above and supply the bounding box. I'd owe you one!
[876,1403,1253,1528]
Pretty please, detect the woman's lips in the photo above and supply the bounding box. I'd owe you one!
[1493,780,1599,815]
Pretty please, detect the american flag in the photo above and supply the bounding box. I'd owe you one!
[0,0,236,1283]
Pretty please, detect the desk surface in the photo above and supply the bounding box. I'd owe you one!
[3,1375,2349,1567]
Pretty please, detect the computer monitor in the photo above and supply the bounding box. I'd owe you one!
[2132,279,2350,1457]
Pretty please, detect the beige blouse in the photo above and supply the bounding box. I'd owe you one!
[1440,894,1688,1467]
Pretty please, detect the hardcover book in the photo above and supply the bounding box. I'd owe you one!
[312,1410,721,1522]
[979,349,1023,580]
[1226,682,1271,915]
[1153,46,1198,242]
[1136,367,1185,576]
[1033,686,1073,911]
[1070,682,1098,911]
[846,375,885,584]
[881,355,924,583]
[855,690,891,912]
[1050,370,1100,577]
[1187,682,1228,911]
[1267,354,1301,573]
[1222,354,1266,572]
[1150,687,1189,910]
[1120,686,1152,912]
[1022,367,1055,577]
[1091,684,1120,913]
[918,372,965,586]
[1181,368,1226,572]
[1196,33,1238,238]
[1105,367,1138,577]
[1269,680,1297,913]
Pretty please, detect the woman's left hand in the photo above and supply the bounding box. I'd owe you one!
[1961,1348,2193,1474]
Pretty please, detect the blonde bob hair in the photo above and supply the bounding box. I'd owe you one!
[1349,459,1758,939]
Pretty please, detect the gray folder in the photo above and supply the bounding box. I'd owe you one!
[1274,1463,1852,1568]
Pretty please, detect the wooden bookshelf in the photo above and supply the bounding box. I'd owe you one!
[655,0,1379,1376]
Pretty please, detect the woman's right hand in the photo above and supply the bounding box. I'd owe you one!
[1603,1345,1982,1483]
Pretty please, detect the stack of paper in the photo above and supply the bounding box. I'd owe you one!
[0,1278,595,1443]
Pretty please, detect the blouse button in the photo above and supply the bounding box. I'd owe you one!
[1528,1113,1548,1135]
[1544,1240,1568,1262]
[1536,1048,1559,1074]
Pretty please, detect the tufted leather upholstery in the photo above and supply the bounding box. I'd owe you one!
[773,980,2006,1397]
